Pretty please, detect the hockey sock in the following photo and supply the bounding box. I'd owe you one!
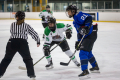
[46,55,52,63]
[65,50,78,62]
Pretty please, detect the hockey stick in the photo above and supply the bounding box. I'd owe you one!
[19,39,66,70]
[60,34,86,66]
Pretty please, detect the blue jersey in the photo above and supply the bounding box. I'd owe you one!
[73,11,93,41]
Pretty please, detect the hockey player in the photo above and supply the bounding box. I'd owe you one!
[39,5,53,39]
[43,17,80,69]
[66,5,100,79]
[0,11,40,80]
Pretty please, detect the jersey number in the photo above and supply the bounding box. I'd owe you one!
[81,14,88,20]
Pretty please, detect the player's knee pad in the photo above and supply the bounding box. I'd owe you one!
[43,46,50,56]
[59,40,70,52]
[44,50,50,56]
[43,49,50,56]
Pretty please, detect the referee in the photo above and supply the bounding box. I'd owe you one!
[0,11,40,80]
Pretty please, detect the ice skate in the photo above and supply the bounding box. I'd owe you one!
[78,69,90,80]
[29,75,36,80]
[30,77,35,80]
[45,60,54,70]
[0,75,2,78]
[89,63,100,73]
[74,61,80,67]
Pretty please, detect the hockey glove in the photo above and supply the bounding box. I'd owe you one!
[43,46,50,56]
[42,16,45,21]
[75,41,80,51]
[65,29,72,39]
[81,26,89,35]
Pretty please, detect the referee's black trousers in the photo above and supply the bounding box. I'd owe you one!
[0,39,35,77]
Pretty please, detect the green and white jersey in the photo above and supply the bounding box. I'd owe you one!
[39,10,53,23]
[44,23,72,47]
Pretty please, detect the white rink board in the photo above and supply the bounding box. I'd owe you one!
[0,12,120,21]
[0,20,120,80]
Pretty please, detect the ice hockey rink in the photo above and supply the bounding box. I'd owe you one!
[0,20,120,80]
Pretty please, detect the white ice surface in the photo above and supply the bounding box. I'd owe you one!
[0,20,120,80]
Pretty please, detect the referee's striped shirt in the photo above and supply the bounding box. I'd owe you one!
[10,22,40,44]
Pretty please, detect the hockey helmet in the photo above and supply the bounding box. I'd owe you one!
[46,5,50,8]
[48,17,56,32]
[66,5,77,18]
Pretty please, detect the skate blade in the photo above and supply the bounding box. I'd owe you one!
[46,65,54,70]
[76,64,81,68]
[0,75,3,78]
[31,78,36,80]
[90,70,100,73]
[74,61,81,67]
[18,66,26,70]
[79,74,90,80]
[76,65,81,68]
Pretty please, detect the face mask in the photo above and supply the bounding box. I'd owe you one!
[47,10,50,12]
[46,8,50,12]
[49,25,56,32]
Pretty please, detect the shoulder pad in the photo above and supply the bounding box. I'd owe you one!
[44,27,51,36]
[42,10,47,12]
[56,23,65,28]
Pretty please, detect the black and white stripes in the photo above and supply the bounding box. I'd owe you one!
[10,22,40,44]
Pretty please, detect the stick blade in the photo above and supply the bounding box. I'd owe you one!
[18,66,26,70]
[60,62,68,66]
